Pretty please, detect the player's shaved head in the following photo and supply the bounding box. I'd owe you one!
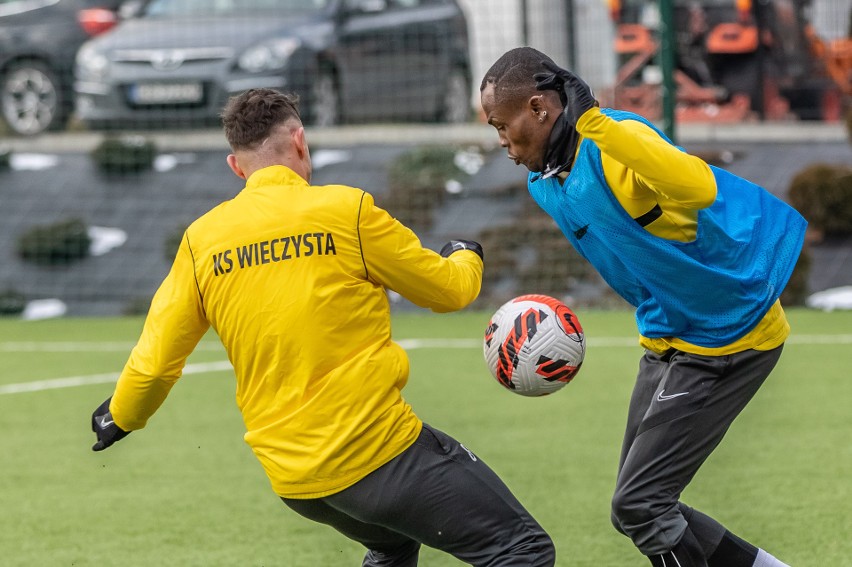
[222,88,312,183]
[222,88,302,151]
[480,47,558,109]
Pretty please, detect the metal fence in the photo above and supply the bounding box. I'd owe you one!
[0,0,850,318]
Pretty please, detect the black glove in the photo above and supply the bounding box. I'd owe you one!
[534,60,598,126]
[91,396,130,452]
[533,61,599,178]
[440,239,484,261]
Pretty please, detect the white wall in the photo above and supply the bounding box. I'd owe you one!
[456,0,523,96]
[572,0,616,90]
[457,0,616,100]
[810,0,851,40]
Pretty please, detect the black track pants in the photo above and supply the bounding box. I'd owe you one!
[283,423,555,566]
[611,346,783,556]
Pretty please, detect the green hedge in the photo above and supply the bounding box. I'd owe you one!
[780,244,812,306]
[0,289,26,316]
[0,145,10,171]
[788,163,852,237]
[91,135,157,174]
[17,218,91,265]
[382,146,469,230]
[478,202,596,303]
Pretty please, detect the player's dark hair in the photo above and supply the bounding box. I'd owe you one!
[221,88,301,150]
[480,47,558,107]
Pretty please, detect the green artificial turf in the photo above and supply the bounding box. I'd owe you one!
[0,308,849,566]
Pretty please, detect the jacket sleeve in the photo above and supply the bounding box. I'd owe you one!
[357,192,483,313]
[110,233,210,431]
[576,107,717,209]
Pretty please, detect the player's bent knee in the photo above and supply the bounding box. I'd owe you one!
[363,540,421,567]
[498,528,555,567]
[610,510,627,535]
[611,489,655,534]
[523,531,556,567]
[539,535,557,566]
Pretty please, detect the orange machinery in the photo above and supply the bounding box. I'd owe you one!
[603,0,847,122]
[806,26,852,97]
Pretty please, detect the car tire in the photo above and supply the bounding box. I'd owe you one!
[309,70,340,127]
[0,59,67,136]
[438,67,471,124]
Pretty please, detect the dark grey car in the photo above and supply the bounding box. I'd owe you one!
[74,0,473,129]
[0,0,124,135]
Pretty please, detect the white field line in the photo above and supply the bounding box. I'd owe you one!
[2,334,851,396]
[0,341,225,352]
[0,361,233,395]
[400,335,852,348]
[3,334,852,353]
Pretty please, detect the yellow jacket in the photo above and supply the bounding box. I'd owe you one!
[110,165,483,498]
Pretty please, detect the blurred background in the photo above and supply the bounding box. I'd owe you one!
[0,0,850,318]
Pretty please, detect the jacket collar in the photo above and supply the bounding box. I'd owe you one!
[244,165,309,191]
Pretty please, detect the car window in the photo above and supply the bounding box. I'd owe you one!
[143,0,329,17]
[0,0,59,18]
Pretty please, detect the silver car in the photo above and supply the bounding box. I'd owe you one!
[74,0,473,128]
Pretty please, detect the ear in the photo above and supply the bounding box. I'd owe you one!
[529,94,548,118]
[292,126,308,160]
[226,153,246,179]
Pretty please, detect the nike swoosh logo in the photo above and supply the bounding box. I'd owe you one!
[656,390,689,402]
[459,443,478,462]
[96,415,114,429]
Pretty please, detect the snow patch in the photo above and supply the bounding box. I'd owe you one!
[87,226,128,256]
[153,153,197,172]
[806,286,852,311]
[22,299,67,321]
[10,153,60,171]
[312,150,352,170]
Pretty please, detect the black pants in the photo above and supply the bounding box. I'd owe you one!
[611,346,784,556]
[282,424,555,567]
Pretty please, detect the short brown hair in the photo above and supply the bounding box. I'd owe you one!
[480,47,558,108]
[221,88,301,150]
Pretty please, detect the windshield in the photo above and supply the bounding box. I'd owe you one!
[143,0,331,17]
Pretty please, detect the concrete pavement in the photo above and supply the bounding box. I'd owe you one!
[1,120,848,154]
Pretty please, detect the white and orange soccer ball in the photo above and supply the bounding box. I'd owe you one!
[483,294,586,397]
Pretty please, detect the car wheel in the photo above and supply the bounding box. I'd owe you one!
[310,71,340,127]
[439,68,471,123]
[0,60,67,136]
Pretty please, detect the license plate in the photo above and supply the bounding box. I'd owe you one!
[129,83,203,104]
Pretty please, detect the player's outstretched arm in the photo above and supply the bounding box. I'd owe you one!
[358,193,484,312]
[91,396,130,451]
[92,233,209,446]
[541,64,716,208]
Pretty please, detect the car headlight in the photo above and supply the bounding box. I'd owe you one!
[237,38,301,73]
[76,44,110,80]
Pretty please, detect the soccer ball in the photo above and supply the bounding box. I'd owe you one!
[483,294,585,397]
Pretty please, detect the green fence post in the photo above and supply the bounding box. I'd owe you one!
[659,0,677,143]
